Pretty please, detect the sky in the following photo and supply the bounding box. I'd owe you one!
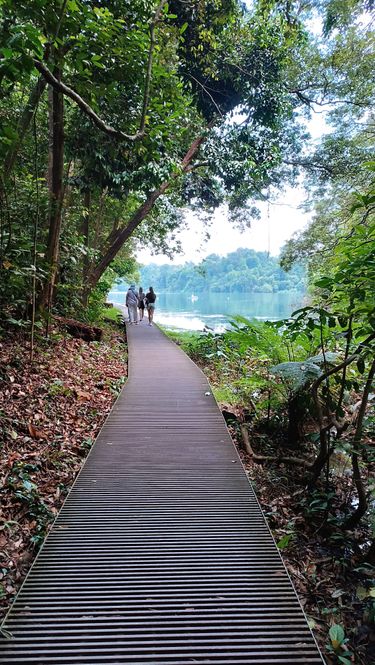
[135,3,332,268]
[137,110,329,266]
[137,185,307,265]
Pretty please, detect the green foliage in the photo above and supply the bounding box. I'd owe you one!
[0,174,49,325]
[329,623,345,649]
[272,352,338,393]
[327,622,353,664]
[84,257,138,323]
[5,461,54,550]
[276,533,295,550]
[100,305,123,324]
[271,360,323,392]
[0,0,332,328]
[140,249,306,294]
[166,315,316,415]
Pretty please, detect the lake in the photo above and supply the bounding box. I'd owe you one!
[107,289,306,332]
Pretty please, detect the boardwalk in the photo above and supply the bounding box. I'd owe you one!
[0,323,324,664]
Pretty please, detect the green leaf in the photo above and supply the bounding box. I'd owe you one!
[356,585,368,600]
[277,533,294,549]
[329,623,345,649]
[307,352,338,365]
[314,277,332,289]
[338,657,352,665]
[180,22,188,35]
[22,479,36,492]
[67,0,79,10]
[1,47,13,58]
[357,357,365,374]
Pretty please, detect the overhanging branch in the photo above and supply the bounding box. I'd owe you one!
[33,0,169,142]
[33,59,145,142]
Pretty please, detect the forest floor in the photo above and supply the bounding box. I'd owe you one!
[199,367,375,665]
[1,325,374,664]
[234,431,375,665]
[0,319,127,619]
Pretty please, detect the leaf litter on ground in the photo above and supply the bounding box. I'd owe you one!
[0,323,127,617]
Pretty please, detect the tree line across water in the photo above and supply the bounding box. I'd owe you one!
[139,248,306,294]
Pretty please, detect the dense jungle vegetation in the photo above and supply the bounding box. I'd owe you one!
[0,0,374,662]
[139,248,306,293]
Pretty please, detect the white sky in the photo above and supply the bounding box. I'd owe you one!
[137,103,329,266]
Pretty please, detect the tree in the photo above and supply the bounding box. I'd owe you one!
[1,0,315,321]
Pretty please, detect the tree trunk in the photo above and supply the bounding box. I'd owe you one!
[85,132,208,294]
[80,189,91,306]
[308,435,329,483]
[342,358,375,530]
[39,76,64,312]
[287,392,306,448]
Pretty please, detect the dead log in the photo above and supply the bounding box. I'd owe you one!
[55,316,102,342]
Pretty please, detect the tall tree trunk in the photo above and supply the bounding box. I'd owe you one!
[81,190,91,272]
[81,189,91,307]
[39,76,64,312]
[86,132,208,294]
[287,392,306,448]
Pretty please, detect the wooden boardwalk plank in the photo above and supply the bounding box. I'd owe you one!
[0,323,324,663]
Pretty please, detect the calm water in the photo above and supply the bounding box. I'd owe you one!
[107,289,306,332]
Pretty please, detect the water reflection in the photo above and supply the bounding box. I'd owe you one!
[107,289,306,332]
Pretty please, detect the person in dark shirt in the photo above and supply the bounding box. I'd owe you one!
[138,287,145,321]
[145,286,156,326]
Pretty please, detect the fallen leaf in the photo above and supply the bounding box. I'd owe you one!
[75,389,91,401]
[27,422,47,439]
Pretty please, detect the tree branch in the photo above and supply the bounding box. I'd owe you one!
[309,331,375,481]
[88,124,215,288]
[33,59,145,141]
[138,0,168,134]
[312,331,375,399]
[34,1,168,143]
[342,358,375,530]
[186,73,224,117]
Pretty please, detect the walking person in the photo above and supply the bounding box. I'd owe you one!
[125,284,139,324]
[145,286,156,326]
[138,287,145,322]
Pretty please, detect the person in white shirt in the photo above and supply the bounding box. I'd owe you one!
[126,285,139,324]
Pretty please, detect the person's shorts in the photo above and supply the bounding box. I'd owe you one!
[147,303,155,309]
